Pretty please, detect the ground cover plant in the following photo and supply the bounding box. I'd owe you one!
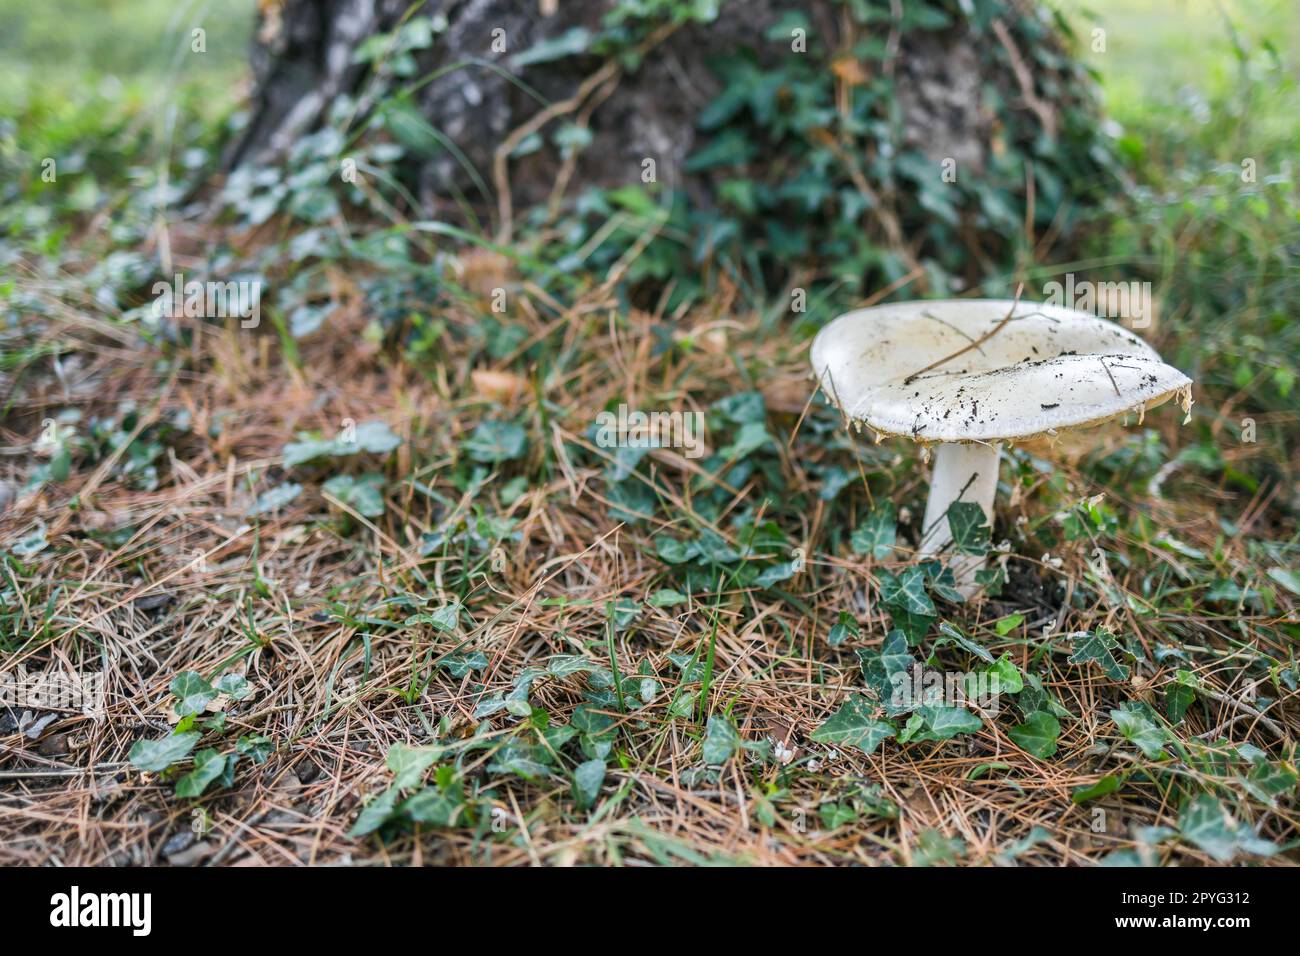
[0,0,1297,866]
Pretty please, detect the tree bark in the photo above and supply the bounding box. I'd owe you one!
[227,0,1062,222]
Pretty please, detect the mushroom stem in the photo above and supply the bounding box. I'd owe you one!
[918,442,1001,598]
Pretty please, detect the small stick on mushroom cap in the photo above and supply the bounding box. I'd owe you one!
[811,298,1193,597]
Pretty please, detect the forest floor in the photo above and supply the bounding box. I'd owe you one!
[2,246,1297,865]
[1,0,1298,866]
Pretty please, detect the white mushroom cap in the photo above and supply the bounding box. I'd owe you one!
[811,299,1192,443]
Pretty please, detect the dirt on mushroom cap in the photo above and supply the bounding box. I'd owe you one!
[811,299,1193,443]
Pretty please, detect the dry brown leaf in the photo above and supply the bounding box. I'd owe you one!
[472,368,529,402]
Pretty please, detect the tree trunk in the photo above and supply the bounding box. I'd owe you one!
[225,0,1107,287]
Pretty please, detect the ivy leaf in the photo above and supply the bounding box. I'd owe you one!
[810,696,895,755]
[464,420,527,463]
[877,566,935,616]
[235,734,272,764]
[213,673,252,701]
[858,629,915,715]
[888,606,935,645]
[1111,705,1169,759]
[899,704,983,743]
[571,758,606,809]
[248,481,303,515]
[129,731,201,773]
[488,742,553,781]
[387,743,440,790]
[994,825,1052,865]
[946,501,990,556]
[322,473,386,517]
[400,786,463,826]
[1069,628,1130,681]
[1165,669,1198,723]
[349,787,398,837]
[1009,711,1060,759]
[985,654,1023,695]
[754,559,799,588]
[1178,794,1277,863]
[850,502,896,560]
[440,650,489,678]
[175,748,230,798]
[171,671,217,717]
[937,621,994,663]
[702,715,741,765]
[912,829,965,866]
[1072,774,1123,803]
[648,588,687,607]
[827,611,859,647]
[351,421,402,454]
[282,421,400,467]
[405,602,460,632]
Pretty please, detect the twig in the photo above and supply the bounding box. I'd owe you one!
[903,284,1024,385]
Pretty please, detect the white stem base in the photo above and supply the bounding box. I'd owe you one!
[918,442,1001,598]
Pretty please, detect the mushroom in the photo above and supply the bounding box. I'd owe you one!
[810,298,1193,596]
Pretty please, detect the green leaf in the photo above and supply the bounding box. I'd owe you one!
[1266,567,1300,597]
[488,742,553,781]
[572,758,606,809]
[171,671,216,717]
[322,473,386,517]
[129,731,201,773]
[405,602,460,632]
[1069,628,1130,681]
[1165,669,1198,723]
[937,621,994,663]
[349,787,398,837]
[946,501,990,556]
[175,748,230,798]
[857,629,915,715]
[351,421,402,454]
[1111,705,1169,759]
[899,704,983,743]
[1072,774,1122,803]
[994,613,1024,637]
[400,786,463,826]
[912,829,965,866]
[1178,794,1276,863]
[441,650,489,678]
[648,588,688,607]
[889,606,935,645]
[1241,760,1299,806]
[702,715,741,766]
[877,566,935,616]
[1008,711,1060,759]
[213,673,252,700]
[235,734,272,764]
[509,26,591,68]
[387,743,440,790]
[850,502,896,560]
[282,420,400,467]
[248,481,302,515]
[827,611,859,647]
[464,420,527,463]
[754,560,799,588]
[994,825,1052,864]
[810,697,895,755]
[986,654,1023,695]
